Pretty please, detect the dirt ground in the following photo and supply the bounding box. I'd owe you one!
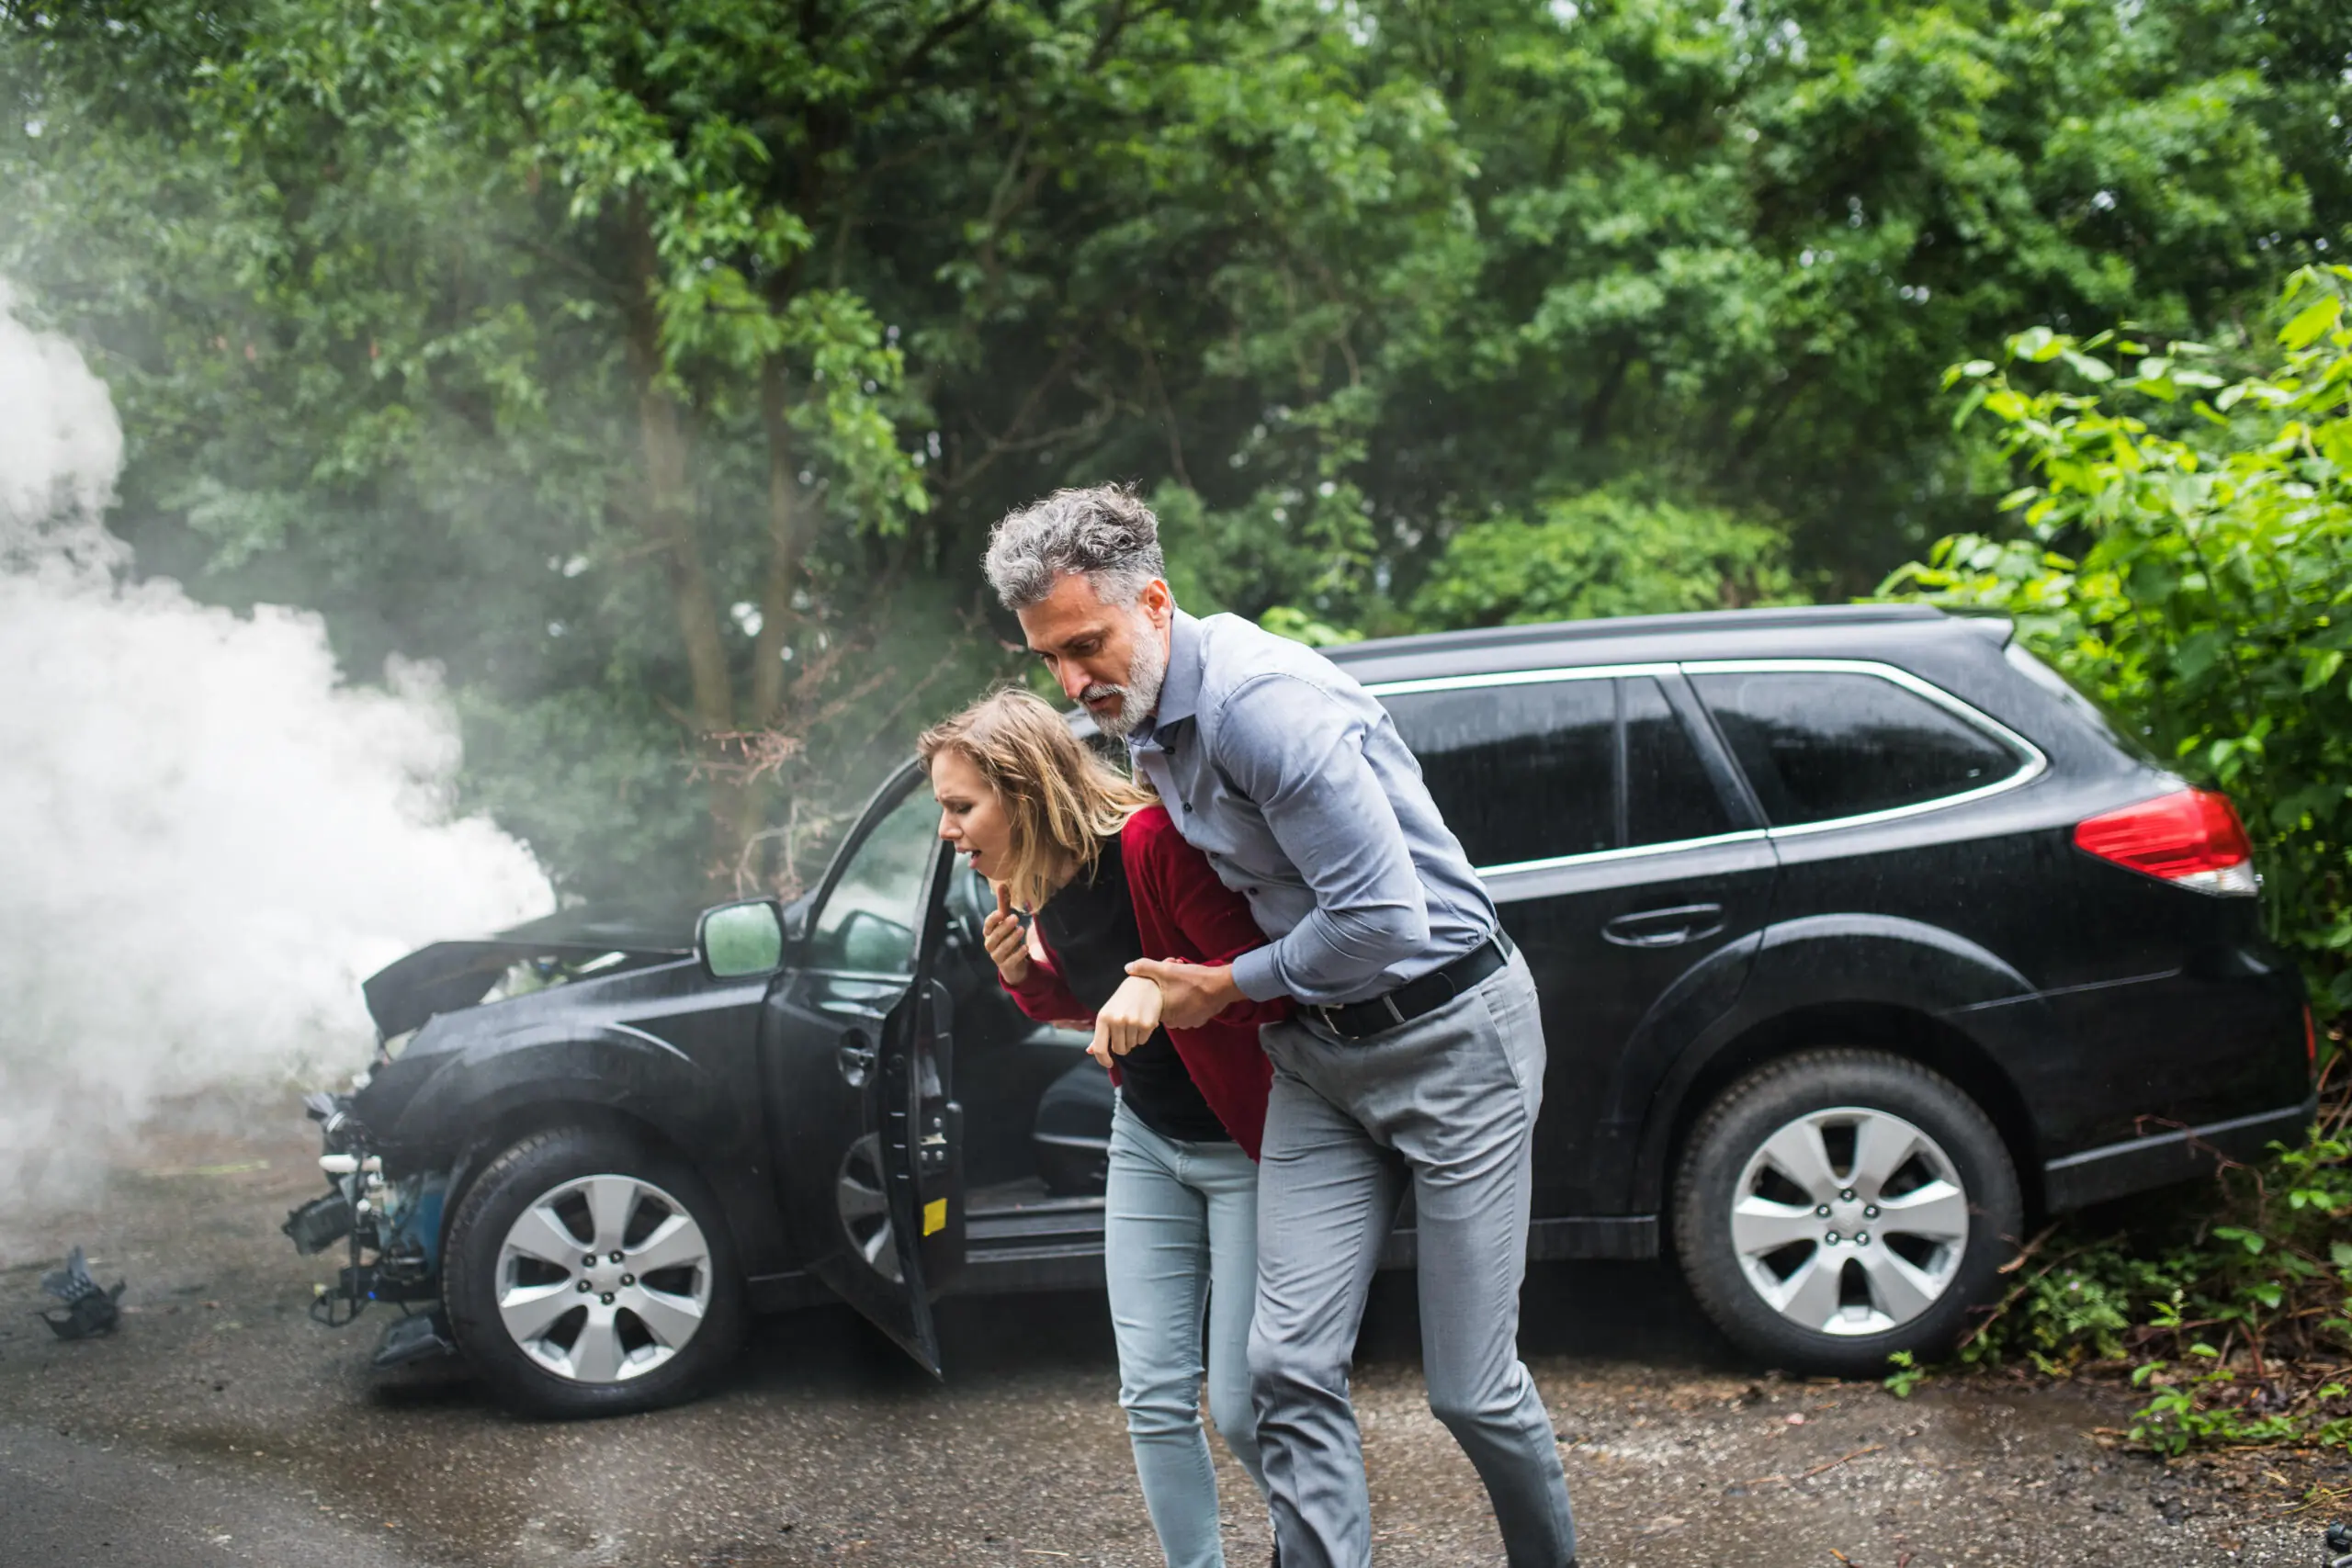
[2,1094,2347,1567]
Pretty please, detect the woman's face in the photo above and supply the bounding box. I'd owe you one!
[931,748,1014,883]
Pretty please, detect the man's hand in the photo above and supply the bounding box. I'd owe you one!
[980,882,1032,986]
[1091,974,1163,1063]
[1125,957,1245,1030]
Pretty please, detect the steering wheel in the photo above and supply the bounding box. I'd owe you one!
[944,859,996,966]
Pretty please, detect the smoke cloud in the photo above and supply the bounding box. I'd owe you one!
[0,284,552,1244]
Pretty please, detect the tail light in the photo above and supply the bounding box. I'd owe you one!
[2305,1004,2318,1077]
[2073,788,2258,896]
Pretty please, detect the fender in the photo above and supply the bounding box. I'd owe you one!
[388,1022,793,1280]
[1618,913,2056,1213]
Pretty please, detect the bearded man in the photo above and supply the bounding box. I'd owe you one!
[981,485,1578,1568]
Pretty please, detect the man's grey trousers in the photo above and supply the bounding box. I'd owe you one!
[1250,951,1577,1568]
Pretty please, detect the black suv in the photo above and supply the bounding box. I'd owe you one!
[288,604,2315,1416]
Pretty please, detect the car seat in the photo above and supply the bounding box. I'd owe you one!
[1032,1060,1114,1196]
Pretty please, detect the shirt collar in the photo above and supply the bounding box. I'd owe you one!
[1147,608,1204,734]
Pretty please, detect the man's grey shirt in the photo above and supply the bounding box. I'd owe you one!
[1127,609,1498,1008]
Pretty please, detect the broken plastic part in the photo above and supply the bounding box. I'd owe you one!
[372,1309,458,1370]
[39,1247,125,1339]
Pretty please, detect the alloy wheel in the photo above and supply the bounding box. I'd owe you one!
[837,1134,900,1282]
[493,1172,712,1382]
[1728,1105,1970,1337]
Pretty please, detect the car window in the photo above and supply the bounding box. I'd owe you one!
[1381,678,1615,869]
[1624,677,1736,847]
[1690,669,2024,828]
[807,784,936,973]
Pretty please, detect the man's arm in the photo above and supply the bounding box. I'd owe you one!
[1214,673,1430,1003]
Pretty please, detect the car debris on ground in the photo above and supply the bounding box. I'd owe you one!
[39,1246,125,1339]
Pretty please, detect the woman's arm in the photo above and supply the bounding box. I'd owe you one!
[1001,941,1092,1023]
[1126,810,1291,1026]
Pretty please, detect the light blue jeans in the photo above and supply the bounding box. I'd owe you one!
[1105,1096,1268,1568]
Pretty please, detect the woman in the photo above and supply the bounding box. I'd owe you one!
[921,689,1279,1568]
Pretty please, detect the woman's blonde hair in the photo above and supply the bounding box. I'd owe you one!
[917,688,1155,912]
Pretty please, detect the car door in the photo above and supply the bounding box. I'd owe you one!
[761,768,964,1374]
[1372,666,1778,1226]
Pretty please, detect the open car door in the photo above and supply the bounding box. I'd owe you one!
[850,957,963,1371]
[764,770,965,1377]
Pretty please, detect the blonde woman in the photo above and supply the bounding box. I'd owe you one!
[921,689,1282,1568]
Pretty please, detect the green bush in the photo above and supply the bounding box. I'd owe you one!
[1908,1085,2352,1454]
[1882,265,2352,1010]
[1880,266,2352,1451]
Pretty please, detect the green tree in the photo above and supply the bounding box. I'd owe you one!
[8,0,2349,900]
[1408,487,1800,627]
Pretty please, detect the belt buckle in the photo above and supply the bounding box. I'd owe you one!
[1310,1001,1363,1042]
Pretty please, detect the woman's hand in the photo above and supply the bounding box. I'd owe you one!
[1091,974,1163,1062]
[981,882,1032,986]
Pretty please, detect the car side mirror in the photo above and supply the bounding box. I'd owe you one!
[698,898,786,978]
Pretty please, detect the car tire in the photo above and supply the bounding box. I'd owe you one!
[442,1124,743,1418]
[1672,1049,2021,1377]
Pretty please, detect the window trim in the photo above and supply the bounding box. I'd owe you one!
[1367,661,1678,698]
[1366,657,2048,881]
[1369,663,1632,874]
[1682,658,2049,840]
[803,764,941,979]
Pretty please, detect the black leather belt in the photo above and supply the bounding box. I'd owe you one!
[1303,931,1516,1043]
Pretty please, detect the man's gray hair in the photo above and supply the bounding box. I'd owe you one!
[983,484,1167,611]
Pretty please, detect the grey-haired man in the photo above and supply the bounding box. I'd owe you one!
[983,485,1577,1568]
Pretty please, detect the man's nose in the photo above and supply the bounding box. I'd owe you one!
[1057,663,1091,702]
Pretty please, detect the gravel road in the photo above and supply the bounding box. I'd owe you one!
[1,1097,2344,1567]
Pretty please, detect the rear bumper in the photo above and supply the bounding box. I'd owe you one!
[2041,1095,2318,1211]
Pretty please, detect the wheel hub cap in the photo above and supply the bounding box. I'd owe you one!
[836,1134,899,1283]
[493,1173,712,1382]
[1729,1106,1969,1337]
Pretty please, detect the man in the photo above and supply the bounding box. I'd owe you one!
[983,486,1577,1568]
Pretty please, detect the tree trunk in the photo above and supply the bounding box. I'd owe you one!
[731,354,814,866]
[622,204,742,886]
[749,355,808,728]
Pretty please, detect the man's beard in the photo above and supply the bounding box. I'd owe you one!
[1080,620,1168,742]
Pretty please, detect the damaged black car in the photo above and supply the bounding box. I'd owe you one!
[288,604,2317,1418]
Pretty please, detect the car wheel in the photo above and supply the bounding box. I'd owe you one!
[1672,1049,2021,1376]
[836,1133,900,1282]
[442,1124,743,1417]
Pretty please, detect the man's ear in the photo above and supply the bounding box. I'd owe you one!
[1138,577,1174,628]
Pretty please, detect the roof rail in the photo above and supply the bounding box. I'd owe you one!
[1324,602,1948,662]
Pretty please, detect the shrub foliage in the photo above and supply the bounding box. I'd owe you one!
[1885,267,2352,1451]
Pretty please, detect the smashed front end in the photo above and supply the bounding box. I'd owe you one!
[282,1087,458,1369]
[283,912,694,1371]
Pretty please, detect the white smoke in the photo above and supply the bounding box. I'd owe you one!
[0,283,553,1239]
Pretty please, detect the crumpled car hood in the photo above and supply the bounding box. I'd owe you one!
[360,902,698,1037]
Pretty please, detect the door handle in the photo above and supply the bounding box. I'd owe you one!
[1601,903,1725,949]
[835,1028,876,1087]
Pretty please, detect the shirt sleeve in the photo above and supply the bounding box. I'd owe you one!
[1211,674,1430,1002]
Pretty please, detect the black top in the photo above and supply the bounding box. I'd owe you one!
[1033,833,1231,1145]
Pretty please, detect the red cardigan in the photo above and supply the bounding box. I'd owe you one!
[1001,804,1283,1159]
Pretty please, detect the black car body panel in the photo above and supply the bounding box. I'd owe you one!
[302,603,2313,1381]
